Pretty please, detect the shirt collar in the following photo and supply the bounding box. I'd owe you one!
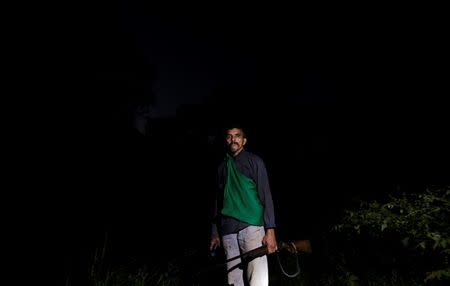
[228,149,247,161]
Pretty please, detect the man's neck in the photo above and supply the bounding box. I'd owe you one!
[231,149,244,157]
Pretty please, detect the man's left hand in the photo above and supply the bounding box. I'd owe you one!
[262,228,278,254]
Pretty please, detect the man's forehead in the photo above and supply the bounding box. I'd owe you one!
[227,128,243,135]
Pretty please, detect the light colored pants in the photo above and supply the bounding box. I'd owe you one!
[222,225,268,286]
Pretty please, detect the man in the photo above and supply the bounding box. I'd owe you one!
[210,126,277,286]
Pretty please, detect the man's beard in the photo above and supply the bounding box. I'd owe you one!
[229,143,240,152]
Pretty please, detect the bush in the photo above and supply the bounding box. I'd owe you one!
[332,186,450,284]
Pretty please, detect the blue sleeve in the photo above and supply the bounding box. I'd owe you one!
[254,157,276,229]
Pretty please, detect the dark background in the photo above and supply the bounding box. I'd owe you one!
[10,2,448,284]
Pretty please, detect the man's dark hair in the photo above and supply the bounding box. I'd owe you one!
[223,124,247,138]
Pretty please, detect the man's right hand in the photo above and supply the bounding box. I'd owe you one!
[209,237,221,251]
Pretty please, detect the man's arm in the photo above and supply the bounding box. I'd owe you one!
[254,157,276,229]
[210,165,222,250]
[210,197,220,249]
[254,156,277,253]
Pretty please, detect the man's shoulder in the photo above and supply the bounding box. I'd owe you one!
[217,159,226,168]
[217,155,228,169]
[244,150,265,164]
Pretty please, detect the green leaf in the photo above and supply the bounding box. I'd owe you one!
[402,237,409,247]
[418,241,426,249]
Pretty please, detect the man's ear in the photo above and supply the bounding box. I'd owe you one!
[243,138,247,146]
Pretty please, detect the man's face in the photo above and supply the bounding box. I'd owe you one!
[226,128,247,155]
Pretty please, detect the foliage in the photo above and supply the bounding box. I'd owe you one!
[87,255,183,286]
[84,232,185,286]
[332,186,450,284]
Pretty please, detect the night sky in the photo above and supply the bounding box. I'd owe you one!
[14,2,448,284]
